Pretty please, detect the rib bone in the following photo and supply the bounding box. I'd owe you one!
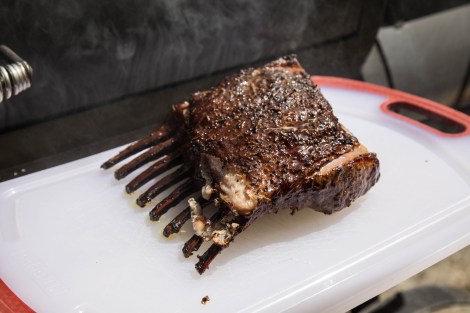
[149,179,199,221]
[182,206,229,257]
[125,149,185,193]
[163,196,209,237]
[101,124,176,170]
[114,136,180,180]
[137,165,193,207]
[195,244,222,274]
[194,217,247,274]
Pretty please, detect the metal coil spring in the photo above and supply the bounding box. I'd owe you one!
[0,45,33,103]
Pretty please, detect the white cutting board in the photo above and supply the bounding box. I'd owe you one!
[1,77,469,313]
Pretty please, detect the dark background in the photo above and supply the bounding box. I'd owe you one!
[0,0,469,181]
[0,0,384,130]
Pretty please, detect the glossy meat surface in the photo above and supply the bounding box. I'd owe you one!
[102,55,380,273]
[189,55,379,221]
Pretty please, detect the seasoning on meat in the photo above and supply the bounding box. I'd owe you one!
[102,55,380,274]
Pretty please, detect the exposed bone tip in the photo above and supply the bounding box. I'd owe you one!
[182,235,204,258]
[136,197,148,208]
[162,225,175,237]
[100,162,112,169]
[195,258,208,275]
[149,211,161,221]
[195,244,223,275]
[114,171,125,180]
[125,185,135,194]
[162,207,191,237]
[182,246,194,258]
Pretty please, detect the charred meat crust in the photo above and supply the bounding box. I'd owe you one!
[102,55,381,274]
[189,55,374,218]
[240,153,380,229]
[190,57,357,182]
[278,153,380,215]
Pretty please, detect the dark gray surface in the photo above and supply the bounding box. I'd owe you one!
[0,0,384,131]
[361,286,470,313]
[0,70,224,181]
[0,0,387,181]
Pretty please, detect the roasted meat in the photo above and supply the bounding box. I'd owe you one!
[102,55,380,274]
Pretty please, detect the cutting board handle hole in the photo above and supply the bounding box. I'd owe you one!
[385,101,467,135]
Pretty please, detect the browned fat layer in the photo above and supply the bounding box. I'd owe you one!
[317,145,368,176]
[190,56,357,207]
[218,145,369,216]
